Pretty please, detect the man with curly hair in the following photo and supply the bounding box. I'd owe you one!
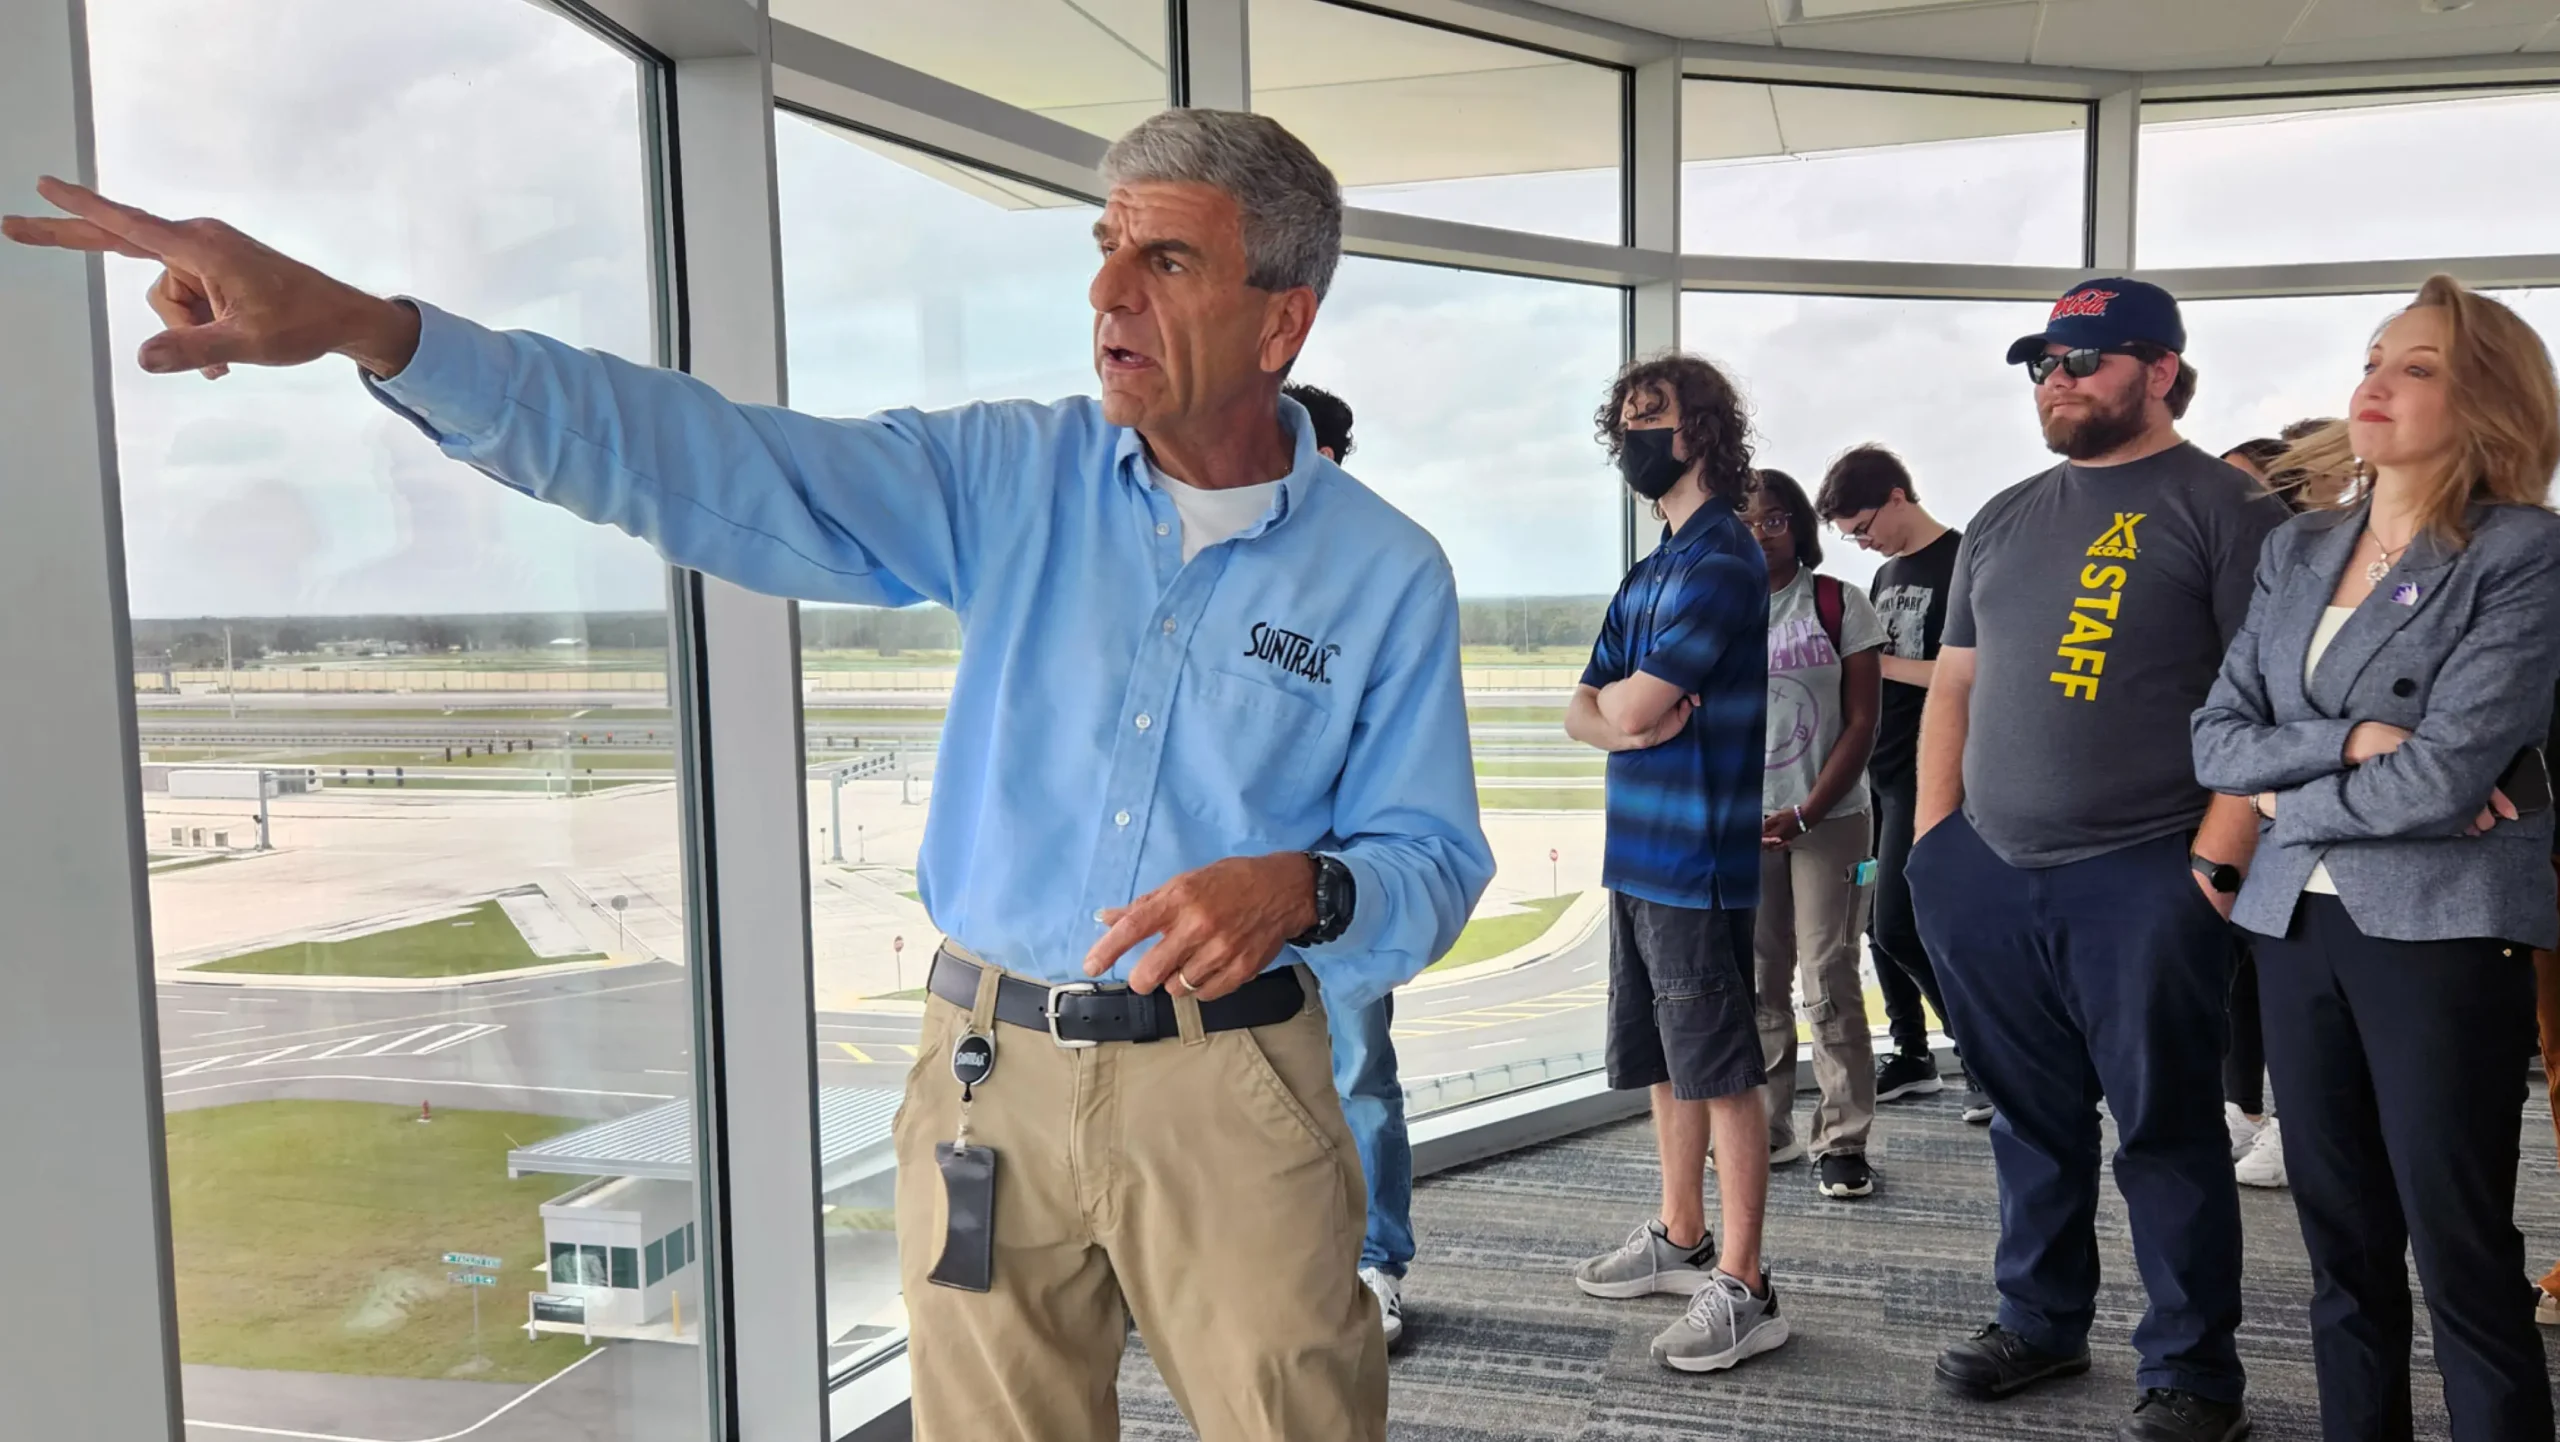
[1564,354,1786,1374]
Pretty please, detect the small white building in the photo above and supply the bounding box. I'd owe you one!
[538,1176,698,1333]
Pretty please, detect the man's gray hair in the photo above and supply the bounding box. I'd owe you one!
[1101,108,1343,300]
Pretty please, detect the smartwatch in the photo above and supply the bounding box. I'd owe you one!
[2190,855,2244,895]
[1290,852,1357,948]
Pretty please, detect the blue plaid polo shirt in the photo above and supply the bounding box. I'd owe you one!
[1581,498,1769,912]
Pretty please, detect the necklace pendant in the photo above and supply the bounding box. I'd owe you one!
[2364,558,2391,583]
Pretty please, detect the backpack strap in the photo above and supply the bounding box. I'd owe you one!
[1815,574,1844,655]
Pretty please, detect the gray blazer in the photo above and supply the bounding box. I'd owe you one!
[2192,501,2560,948]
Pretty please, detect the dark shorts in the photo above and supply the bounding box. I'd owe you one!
[1605,892,1765,1101]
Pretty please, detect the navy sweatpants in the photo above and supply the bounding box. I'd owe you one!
[1906,811,2246,1402]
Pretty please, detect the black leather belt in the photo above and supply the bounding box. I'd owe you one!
[927,946,1304,1046]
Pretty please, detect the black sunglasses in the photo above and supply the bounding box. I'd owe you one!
[2024,346,2142,386]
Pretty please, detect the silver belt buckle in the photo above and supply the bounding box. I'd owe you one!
[1045,982,1101,1048]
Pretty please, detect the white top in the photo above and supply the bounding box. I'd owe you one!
[1762,569,1889,816]
[1151,463,1280,563]
[2303,604,2355,896]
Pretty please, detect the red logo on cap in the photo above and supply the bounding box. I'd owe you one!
[2050,288,2118,320]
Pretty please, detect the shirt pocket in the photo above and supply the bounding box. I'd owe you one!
[1170,666,1330,838]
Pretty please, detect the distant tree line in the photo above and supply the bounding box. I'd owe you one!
[129,596,1613,668]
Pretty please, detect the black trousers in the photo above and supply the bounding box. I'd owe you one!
[2256,895,2552,1442]
[2225,946,2266,1116]
[1871,778,1951,1058]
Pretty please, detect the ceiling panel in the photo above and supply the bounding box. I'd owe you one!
[1773,2,2043,62]
[2284,0,2560,46]
[2277,22,2553,64]
[1532,0,2560,69]
[2031,0,2300,70]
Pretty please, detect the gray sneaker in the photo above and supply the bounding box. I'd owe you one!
[1572,1220,1717,1300]
[1652,1270,1791,1373]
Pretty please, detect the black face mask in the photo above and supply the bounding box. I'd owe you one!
[1618,426,1687,501]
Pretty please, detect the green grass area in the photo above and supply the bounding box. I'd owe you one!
[804,707,949,725]
[1427,893,1582,973]
[801,650,962,670]
[166,1100,596,1381]
[1475,759,1604,779]
[1458,646,1591,666]
[194,900,601,978]
[1477,786,1604,811]
[289,749,674,771]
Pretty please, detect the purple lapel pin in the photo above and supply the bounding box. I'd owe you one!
[2390,582,2421,607]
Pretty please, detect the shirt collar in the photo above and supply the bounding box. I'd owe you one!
[1111,394,1320,538]
[1653,495,1738,559]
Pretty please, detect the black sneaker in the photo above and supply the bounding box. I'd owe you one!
[1934,1322,2091,1400]
[2118,1388,2251,1442]
[1962,1080,1995,1125]
[1815,1152,1874,1199]
[1876,1050,1944,1101]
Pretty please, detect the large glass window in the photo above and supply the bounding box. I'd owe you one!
[1683,80,2087,263]
[1296,257,1625,1114]
[777,117,1097,1382]
[94,0,704,1430]
[2140,89,2560,268]
[772,0,1166,141]
[2178,288,2560,477]
[1682,291,2055,586]
[1252,0,1626,245]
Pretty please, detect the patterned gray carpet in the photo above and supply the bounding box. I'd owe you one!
[1117,1083,2560,1440]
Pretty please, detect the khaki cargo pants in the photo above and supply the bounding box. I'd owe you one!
[893,961,1384,1441]
[1755,810,1878,1156]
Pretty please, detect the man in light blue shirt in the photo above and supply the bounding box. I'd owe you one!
[10,107,1490,1440]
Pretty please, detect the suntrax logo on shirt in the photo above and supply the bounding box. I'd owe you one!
[2050,287,2118,320]
[2051,513,2144,701]
[1244,621,1341,686]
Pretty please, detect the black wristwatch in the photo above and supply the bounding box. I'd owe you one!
[2190,855,2244,895]
[1290,851,1357,948]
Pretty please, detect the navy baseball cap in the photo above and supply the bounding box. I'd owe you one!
[2005,277,2187,366]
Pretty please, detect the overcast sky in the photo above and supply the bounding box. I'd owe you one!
[74,0,2560,614]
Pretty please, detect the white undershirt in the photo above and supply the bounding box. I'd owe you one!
[2303,605,2356,896]
[1151,463,1280,563]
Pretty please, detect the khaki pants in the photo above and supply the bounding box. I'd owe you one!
[1755,810,1877,1156]
[893,963,1383,1441]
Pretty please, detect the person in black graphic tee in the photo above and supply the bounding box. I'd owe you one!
[1814,446,1973,1118]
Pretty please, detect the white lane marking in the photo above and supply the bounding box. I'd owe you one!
[164,1054,242,1077]
[158,976,680,1057]
[643,1068,688,1076]
[312,1035,384,1059]
[230,1045,314,1068]
[186,1345,607,1442]
[193,1023,266,1038]
[360,1025,454,1056]
[177,1009,229,1016]
[413,1022,503,1054]
[480,988,532,1000]
[163,1075,674,1103]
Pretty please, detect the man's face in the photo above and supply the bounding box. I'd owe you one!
[1829,491,1908,555]
[2034,345,2161,461]
[1089,181,1310,432]
[1618,384,1685,455]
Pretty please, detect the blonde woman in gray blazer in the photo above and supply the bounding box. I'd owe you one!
[2192,276,2560,1442]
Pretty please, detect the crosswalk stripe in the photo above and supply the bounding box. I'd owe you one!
[896,1044,917,1057]
[231,1045,313,1068]
[415,1022,503,1055]
[361,1025,453,1056]
[837,1042,874,1063]
[314,1034,384,1059]
[164,1054,239,1078]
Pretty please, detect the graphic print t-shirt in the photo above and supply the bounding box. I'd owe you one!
[1867,527,1962,789]
[1764,570,1887,817]
[1944,443,2284,868]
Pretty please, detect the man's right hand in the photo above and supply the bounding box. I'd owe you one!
[3,176,419,380]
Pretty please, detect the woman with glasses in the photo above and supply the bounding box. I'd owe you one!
[2192,276,2560,1441]
[1741,469,1887,1200]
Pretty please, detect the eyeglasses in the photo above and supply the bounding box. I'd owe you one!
[1835,509,1880,541]
[1747,512,1792,538]
[2025,346,2141,386]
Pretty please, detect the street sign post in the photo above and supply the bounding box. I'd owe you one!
[444,1254,501,1362]
[1549,848,1559,897]
[610,895,627,951]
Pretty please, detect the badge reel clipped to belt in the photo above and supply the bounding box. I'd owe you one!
[929,1020,1000,1293]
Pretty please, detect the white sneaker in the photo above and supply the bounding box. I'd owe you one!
[1361,1266,1404,1349]
[2225,1103,2263,1162]
[2537,1288,2560,1328]
[2235,1117,2287,1189]
[1651,1270,1791,1373]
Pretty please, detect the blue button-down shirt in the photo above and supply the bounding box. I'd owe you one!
[368,303,1492,1011]
[1581,500,1768,911]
